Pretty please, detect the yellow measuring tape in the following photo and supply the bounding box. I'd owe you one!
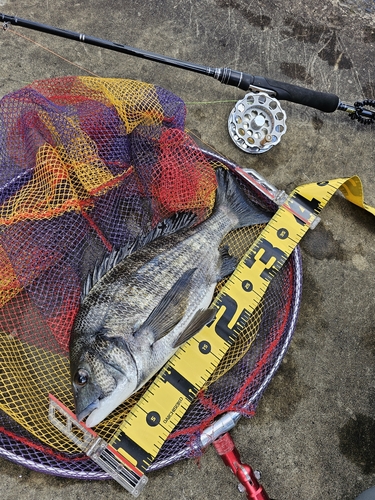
[49,173,374,496]
[108,174,374,465]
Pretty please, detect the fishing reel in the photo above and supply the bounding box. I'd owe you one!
[228,92,287,154]
[228,91,375,154]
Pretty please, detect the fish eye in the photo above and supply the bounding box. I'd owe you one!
[74,369,89,387]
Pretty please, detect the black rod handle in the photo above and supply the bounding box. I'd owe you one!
[216,69,340,113]
[250,75,340,113]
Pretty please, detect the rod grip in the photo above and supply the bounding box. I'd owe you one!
[249,75,340,113]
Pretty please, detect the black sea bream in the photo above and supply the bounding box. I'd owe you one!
[69,167,270,427]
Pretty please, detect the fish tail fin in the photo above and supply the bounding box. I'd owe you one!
[215,167,271,227]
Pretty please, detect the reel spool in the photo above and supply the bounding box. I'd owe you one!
[228,92,287,154]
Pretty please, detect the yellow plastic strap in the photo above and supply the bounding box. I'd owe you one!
[107,175,374,472]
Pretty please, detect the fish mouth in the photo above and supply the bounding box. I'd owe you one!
[84,379,137,428]
[76,399,100,423]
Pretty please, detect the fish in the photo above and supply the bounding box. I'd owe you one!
[69,167,271,427]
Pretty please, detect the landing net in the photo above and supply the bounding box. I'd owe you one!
[0,77,302,478]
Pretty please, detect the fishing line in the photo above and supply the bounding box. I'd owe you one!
[185,100,237,105]
[2,24,100,79]
[3,25,235,108]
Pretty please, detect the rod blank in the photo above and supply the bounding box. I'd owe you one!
[1,13,340,113]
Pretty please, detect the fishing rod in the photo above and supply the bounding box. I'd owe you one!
[1,13,374,153]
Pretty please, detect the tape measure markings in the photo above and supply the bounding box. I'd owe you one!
[49,174,374,485]
[110,179,344,471]
[111,318,243,466]
[109,198,313,470]
[111,430,154,470]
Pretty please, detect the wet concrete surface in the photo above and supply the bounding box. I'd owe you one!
[0,0,375,498]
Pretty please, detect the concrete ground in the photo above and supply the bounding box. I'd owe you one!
[0,0,375,498]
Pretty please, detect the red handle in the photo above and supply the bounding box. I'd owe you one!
[213,433,270,500]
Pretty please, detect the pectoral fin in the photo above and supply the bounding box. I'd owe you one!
[219,245,238,280]
[172,308,216,348]
[138,268,197,341]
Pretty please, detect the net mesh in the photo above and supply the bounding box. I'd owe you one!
[0,76,301,478]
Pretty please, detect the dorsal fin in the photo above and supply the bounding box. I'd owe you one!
[81,211,197,300]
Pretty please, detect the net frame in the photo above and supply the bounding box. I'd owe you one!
[0,147,302,479]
